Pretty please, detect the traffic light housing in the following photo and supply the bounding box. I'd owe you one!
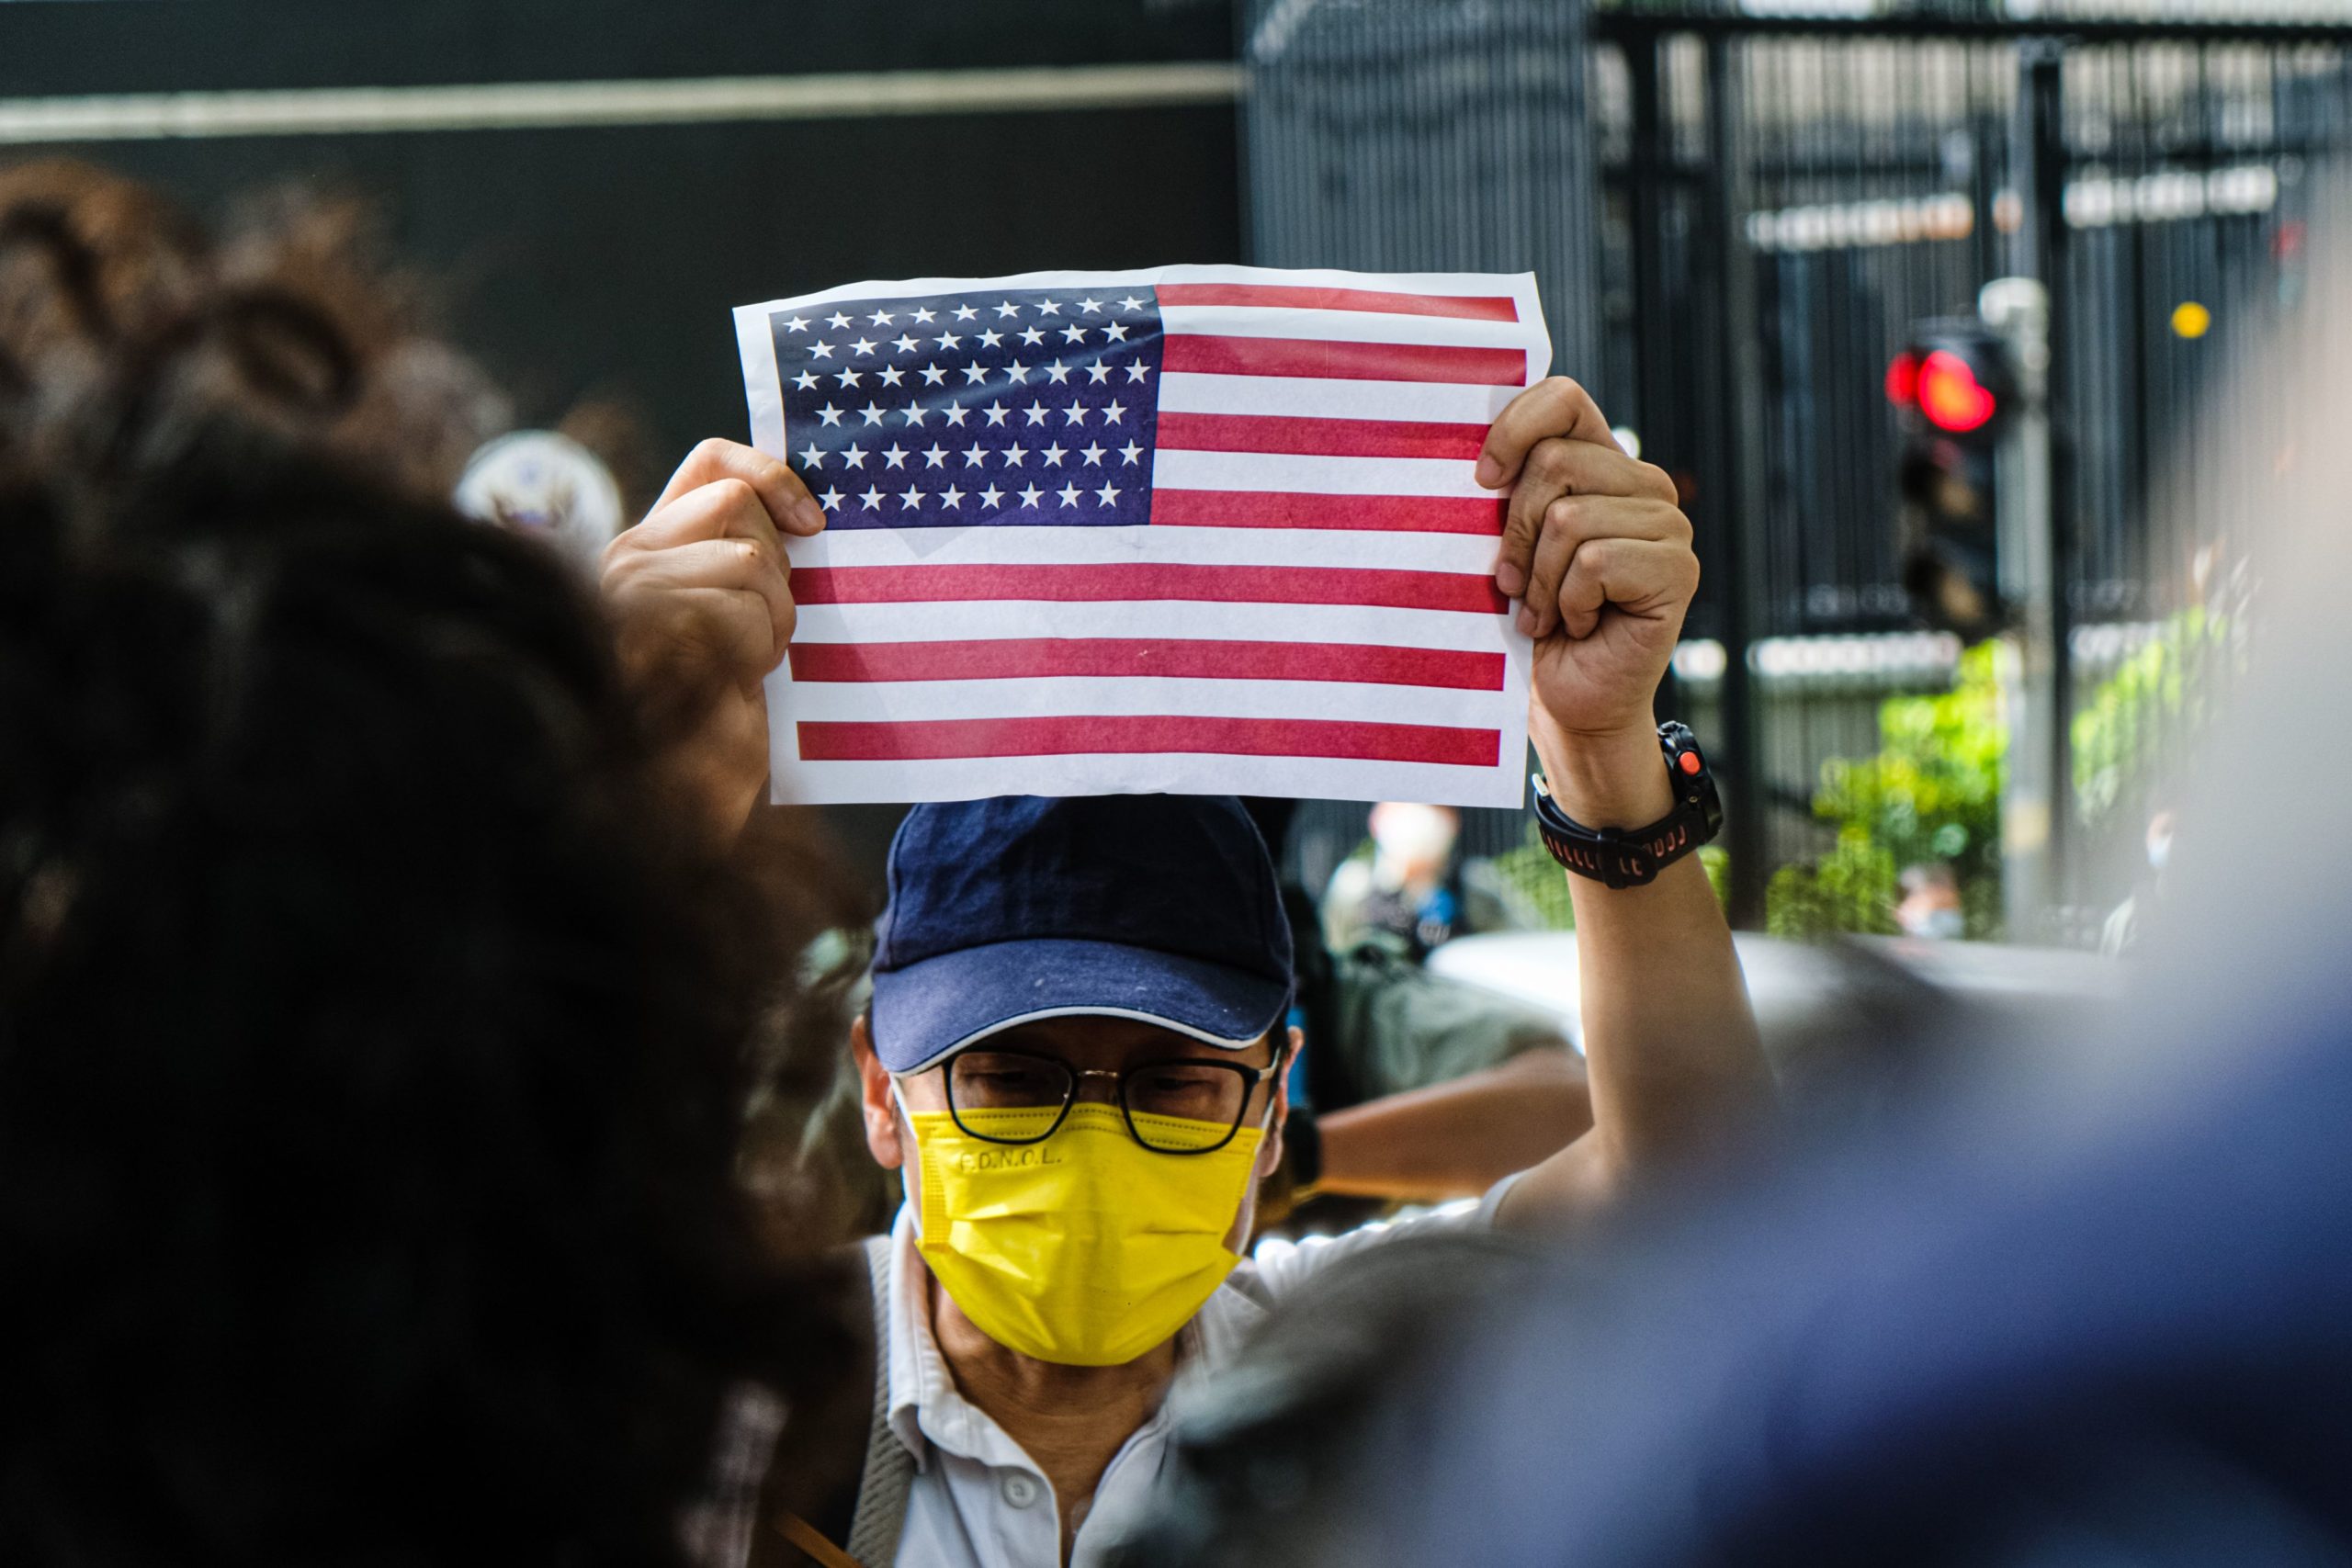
[1886,321,2015,638]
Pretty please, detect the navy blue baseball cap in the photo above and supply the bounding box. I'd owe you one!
[867,795,1295,1075]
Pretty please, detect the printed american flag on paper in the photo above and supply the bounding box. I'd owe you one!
[731,265,1548,807]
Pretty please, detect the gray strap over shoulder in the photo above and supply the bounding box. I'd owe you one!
[844,1233,916,1566]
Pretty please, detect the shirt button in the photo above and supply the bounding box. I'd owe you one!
[1001,1472,1040,1509]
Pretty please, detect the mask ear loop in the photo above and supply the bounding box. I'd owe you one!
[888,1077,926,1235]
[1255,1036,1295,1135]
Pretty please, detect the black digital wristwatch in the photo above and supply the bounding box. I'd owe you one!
[1531,721,1723,890]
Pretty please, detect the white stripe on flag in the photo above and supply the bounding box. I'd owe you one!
[794,523,1498,574]
[1156,372,1521,424]
[781,676,1498,727]
[763,752,1518,807]
[790,600,1510,649]
[1149,448,1492,500]
[1159,304,1541,351]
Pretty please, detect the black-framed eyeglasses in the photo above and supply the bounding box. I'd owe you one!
[930,1045,1283,1155]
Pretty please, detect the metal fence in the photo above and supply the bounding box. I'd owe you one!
[1246,1,2352,928]
[1598,10,2351,919]
[1244,0,1604,403]
[1604,21,2343,638]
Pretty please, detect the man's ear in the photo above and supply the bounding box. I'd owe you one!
[1255,1023,1303,1181]
[852,1015,906,1171]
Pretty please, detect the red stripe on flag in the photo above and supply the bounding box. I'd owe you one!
[788,637,1505,691]
[1160,334,1527,386]
[1149,490,1503,536]
[1156,411,1489,461]
[1156,283,1520,321]
[797,715,1500,766]
[789,562,1506,614]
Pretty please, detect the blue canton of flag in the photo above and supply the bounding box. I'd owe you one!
[772,288,1167,529]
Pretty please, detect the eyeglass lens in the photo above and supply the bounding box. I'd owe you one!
[945,1050,1254,1153]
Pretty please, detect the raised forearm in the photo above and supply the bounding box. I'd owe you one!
[1498,727,1770,1225]
[1313,1050,1592,1203]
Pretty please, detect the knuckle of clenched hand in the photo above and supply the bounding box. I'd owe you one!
[709,478,770,526]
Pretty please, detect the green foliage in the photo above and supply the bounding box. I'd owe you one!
[1698,842,1729,908]
[1487,821,1577,931]
[2071,605,2238,833]
[1765,642,2007,940]
[1766,828,1899,939]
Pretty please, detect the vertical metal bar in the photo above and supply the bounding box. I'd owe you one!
[2034,44,2075,916]
[1995,41,2071,939]
[1627,29,1671,458]
[1702,31,1769,930]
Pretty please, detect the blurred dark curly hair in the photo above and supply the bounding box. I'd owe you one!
[0,157,520,501]
[0,350,852,1561]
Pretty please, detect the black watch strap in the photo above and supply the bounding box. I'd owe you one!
[1532,722,1724,890]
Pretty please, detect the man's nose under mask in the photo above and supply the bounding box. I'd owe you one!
[895,1088,1266,1366]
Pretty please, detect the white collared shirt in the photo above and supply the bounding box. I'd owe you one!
[879,1181,1515,1567]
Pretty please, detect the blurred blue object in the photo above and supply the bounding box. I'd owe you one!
[1358,998,2352,1567]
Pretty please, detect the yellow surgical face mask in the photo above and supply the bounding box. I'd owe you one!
[897,1092,1267,1367]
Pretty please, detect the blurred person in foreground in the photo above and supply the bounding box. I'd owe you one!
[0,284,858,1563]
[606,375,1775,1566]
[0,154,654,572]
[1113,257,2352,1568]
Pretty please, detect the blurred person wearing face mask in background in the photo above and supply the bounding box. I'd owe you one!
[1895,862,1966,942]
[605,375,1775,1568]
[1322,801,1543,957]
[2101,806,2176,957]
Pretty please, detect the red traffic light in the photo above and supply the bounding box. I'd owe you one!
[1915,348,1997,434]
[1884,350,1920,409]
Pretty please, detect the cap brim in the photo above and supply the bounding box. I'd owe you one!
[868,937,1290,1075]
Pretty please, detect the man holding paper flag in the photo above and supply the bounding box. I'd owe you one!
[604,265,1767,1568]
